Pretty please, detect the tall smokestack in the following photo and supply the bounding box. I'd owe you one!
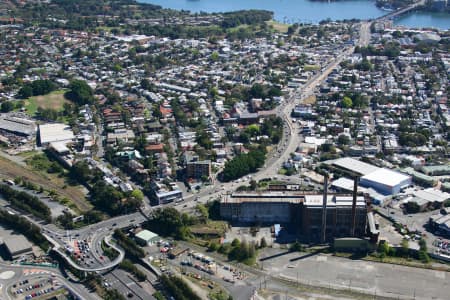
[321,173,328,243]
[351,176,359,237]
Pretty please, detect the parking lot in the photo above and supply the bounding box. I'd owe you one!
[10,274,63,300]
[433,238,450,256]
[147,241,248,289]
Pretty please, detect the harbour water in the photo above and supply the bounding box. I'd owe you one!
[140,0,449,30]
[395,11,450,29]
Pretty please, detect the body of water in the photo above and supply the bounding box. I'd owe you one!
[394,11,450,29]
[140,0,449,30]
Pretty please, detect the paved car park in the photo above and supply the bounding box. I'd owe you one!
[9,273,63,300]
[261,248,449,300]
[433,238,450,256]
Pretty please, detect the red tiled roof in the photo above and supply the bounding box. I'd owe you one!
[160,105,172,116]
[145,143,164,152]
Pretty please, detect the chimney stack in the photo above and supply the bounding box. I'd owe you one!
[351,176,359,237]
[321,173,328,243]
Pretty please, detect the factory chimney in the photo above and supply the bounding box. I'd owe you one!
[321,173,328,243]
[351,176,359,237]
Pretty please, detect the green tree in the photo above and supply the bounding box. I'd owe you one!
[342,96,353,108]
[418,250,430,263]
[66,80,94,105]
[131,189,144,201]
[337,134,350,146]
[119,259,147,281]
[196,204,209,223]
[210,51,219,61]
[231,238,240,247]
[399,239,409,257]
[146,207,192,240]
[208,241,219,252]
[418,238,427,252]
[104,289,126,300]
[0,209,49,250]
[404,201,420,214]
[1,101,15,113]
[113,229,145,259]
[18,80,56,98]
[378,241,390,257]
[0,184,51,222]
[18,85,33,98]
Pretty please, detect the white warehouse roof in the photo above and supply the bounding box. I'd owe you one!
[135,230,158,241]
[329,157,379,176]
[39,123,74,145]
[361,168,411,188]
[413,188,450,204]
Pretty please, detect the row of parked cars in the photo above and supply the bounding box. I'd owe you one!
[24,287,55,299]
[15,282,46,295]
[433,238,450,255]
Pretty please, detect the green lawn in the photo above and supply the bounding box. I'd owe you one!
[304,64,321,71]
[266,20,289,33]
[25,98,38,116]
[25,89,68,116]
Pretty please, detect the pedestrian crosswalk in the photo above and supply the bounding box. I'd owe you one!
[22,269,53,276]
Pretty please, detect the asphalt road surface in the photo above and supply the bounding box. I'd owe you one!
[261,249,449,300]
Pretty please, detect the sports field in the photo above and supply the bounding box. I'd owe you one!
[25,90,69,115]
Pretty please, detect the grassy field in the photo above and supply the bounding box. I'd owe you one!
[266,20,289,33]
[25,90,69,116]
[303,64,321,71]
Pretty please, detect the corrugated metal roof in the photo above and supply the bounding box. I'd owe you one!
[330,157,379,176]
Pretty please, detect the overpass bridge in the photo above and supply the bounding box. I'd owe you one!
[45,233,125,273]
[376,0,426,21]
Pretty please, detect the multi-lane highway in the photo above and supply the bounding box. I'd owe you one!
[42,211,148,272]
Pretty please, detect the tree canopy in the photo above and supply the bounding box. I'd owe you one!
[222,149,265,181]
[66,80,94,105]
[145,207,194,240]
[18,80,57,98]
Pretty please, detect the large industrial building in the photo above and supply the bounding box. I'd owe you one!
[38,123,74,146]
[1,236,33,260]
[0,115,36,137]
[220,191,367,241]
[327,157,412,198]
[360,168,411,195]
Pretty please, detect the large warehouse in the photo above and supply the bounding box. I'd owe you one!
[38,123,74,146]
[328,157,412,196]
[360,168,412,195]
[220,191,367,241]
[1,236,33,260]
